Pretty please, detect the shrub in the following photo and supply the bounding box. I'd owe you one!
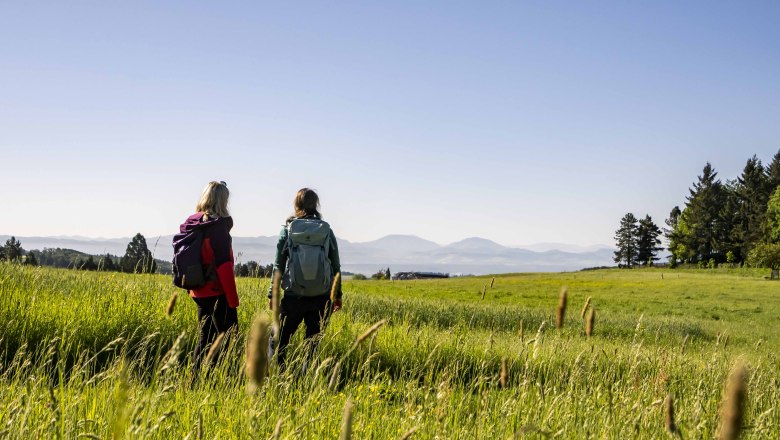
[747,243,780,269]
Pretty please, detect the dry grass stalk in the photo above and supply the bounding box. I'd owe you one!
[399,427,418,440]
[500,357,508,388]
[718,362,747,440]
[204,332,226,367]
[481,285,487,300]
[680,334,689,354]
[245,314,271,393]
[196,410,203,440]
[518,319,524,342]
[586,307,595,337]
[271,417,283,440]
[328,360,342,392]
[165,292,178,317]
[580,296,591,319]
[556,287,567,329]
[490,277,495,288]
[271,270,282,335]
[665,394,676,434]
[353,319,387,349]
[722,334,729,349]
[339,398,354,440]
[330,272,342,302]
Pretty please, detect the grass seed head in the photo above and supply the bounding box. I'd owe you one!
[719,362,747,440]
[330,272,342,302]
[245,314,271,393]
[580,296,591,319]
[271,417,283,440]
[204,332,226,367]
[664,394,676,434]
[340,398,354,440]
[165,292,178,317]
[328,360,342,392]
[518,319,524,341]
[271,270,282,333]
[490,277,495,288]
[354,319,387,348]
[500,357,508,388]
[399,427,418,440]
[556,287,567,329]
[586,307,595,337]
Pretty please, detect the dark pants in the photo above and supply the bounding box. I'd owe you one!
[276,294,332,370]
[192,294,238,373]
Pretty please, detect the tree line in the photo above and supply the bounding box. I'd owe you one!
[614,149,780,269]
[1,234,162,273]
[2,234,274,278]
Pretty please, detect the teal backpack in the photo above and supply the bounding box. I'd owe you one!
[281,218,333,296]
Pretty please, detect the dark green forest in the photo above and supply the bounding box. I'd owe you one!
[614,149,780,269]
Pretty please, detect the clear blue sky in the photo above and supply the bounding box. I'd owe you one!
[1,1,779,246]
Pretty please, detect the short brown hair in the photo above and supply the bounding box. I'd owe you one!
[293,188,321,219]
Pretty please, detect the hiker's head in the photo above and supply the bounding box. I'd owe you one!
[294,188,321,219]
[196,181,230,218]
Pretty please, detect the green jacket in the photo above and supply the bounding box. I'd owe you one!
[268,217,343,299]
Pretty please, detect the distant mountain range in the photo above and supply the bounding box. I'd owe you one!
[1,234,615,275]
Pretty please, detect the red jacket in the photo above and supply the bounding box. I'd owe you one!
[181,213,239,308]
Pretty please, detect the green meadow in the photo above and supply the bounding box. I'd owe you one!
[1,262,778,439]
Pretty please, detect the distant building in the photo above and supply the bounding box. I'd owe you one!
[392,271,449,280]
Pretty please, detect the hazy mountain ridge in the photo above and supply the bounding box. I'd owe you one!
[1,234,615,275]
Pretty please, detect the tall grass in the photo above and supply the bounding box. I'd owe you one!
[0,263,779,438]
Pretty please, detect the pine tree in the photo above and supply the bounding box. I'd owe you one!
[25,251,38,266]
[680,163,729,262]
[720,179,742,261]
[637,215,664,266]
[765,148,780,192]
[732,156,770,259]
[614,213,639,268]
[245,261,260,277]
[83,256,98,271]
[665,206,683,266]
[120,233,157,273]
[3,237,24,261]
[101,254,117,271]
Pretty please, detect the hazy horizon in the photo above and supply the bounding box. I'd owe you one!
[0,232,613,251]
[2,2,778,246]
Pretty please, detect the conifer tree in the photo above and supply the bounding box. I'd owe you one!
[680,163,728,262]
[665,206,683,266]
[637,215,663,266]
[101,254,117,271]
[732,156,770,259]
[765,148,780,192]
[25,251,38,266]
[3,237,24,261]
[614,213,639,268]
[120,233,157,273]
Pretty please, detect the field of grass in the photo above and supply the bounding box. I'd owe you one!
[1,262,778,438]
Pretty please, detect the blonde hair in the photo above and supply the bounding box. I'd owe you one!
[196,181,230,219]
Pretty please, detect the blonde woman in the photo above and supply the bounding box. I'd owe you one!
[176,181,239,372]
